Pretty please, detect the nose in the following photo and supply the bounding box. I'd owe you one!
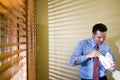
[100,38,105,42]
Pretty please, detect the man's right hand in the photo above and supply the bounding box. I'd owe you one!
[85,50,101,59]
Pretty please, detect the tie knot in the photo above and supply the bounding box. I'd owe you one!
[95,45,99,50]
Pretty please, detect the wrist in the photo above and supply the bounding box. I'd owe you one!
[74,60,79,65]
[85,54,90,59]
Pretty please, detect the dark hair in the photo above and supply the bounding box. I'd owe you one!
[92,23,107,34]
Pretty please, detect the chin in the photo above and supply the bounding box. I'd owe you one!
[99,42,103,45]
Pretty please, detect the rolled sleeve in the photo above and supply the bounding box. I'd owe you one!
[70,42,87,66]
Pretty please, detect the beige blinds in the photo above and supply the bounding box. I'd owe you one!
[48,0,120,80]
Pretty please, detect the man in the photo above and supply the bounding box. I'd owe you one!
[70,23,116,80]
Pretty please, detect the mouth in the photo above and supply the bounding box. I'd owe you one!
[99,42,103,44]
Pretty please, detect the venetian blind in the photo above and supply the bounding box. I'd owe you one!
[0,0,27,80]
[48,0,120,80]
[0,0,36,80]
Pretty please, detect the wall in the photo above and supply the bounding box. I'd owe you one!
[36,0,48,80]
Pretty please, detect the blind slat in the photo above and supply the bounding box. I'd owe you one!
[0,56,23,74]
[0,42,26,47]
[0,61,25,80]
[0,49,25,61]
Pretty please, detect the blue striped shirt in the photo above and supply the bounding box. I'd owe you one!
[70,38,115,79]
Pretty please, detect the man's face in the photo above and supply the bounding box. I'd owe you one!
[92,31,106,45]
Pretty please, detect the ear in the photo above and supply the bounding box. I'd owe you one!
[92,32,95,38]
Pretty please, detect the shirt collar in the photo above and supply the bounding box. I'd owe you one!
[90,38,96,48]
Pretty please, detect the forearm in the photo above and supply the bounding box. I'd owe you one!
[70,55,87,66]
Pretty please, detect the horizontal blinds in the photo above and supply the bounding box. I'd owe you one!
[0,0,27,80]
[48,0,120,80]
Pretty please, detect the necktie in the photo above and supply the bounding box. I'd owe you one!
[93,45,99,80]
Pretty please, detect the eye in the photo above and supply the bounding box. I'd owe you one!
[102,36,106,39]
[98,36,101,39]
